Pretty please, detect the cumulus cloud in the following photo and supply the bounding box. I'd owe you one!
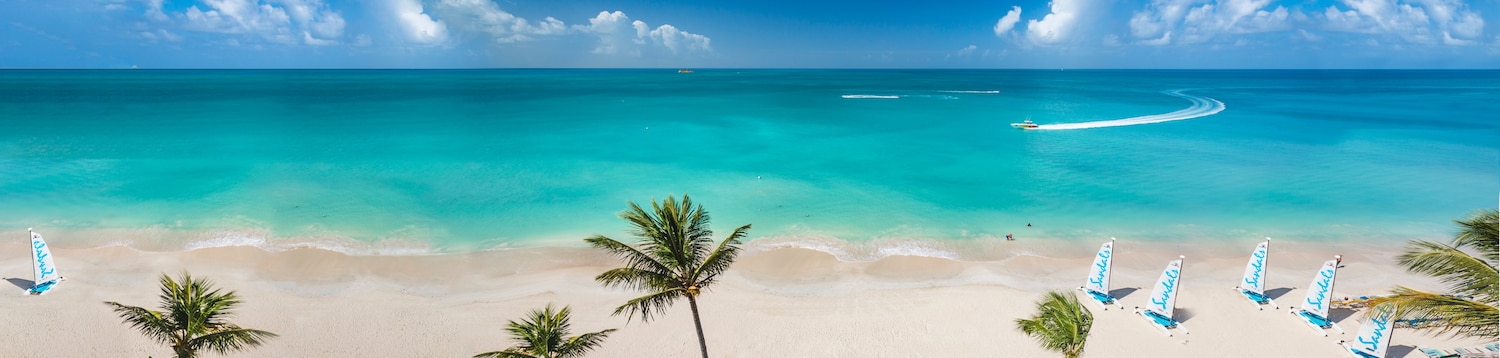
[153,0,345,45]
[573,11,712,55]
[432,0,569,43]
[390,0,447,45]
[956,44,978,56]
[994,6,1022,37]
[1127,0,1290,45]
[1322,0,1484,45]
[1026,0,1085,44]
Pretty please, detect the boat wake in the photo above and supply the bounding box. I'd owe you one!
[1034,90,1225,130]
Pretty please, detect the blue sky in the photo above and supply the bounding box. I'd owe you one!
[1,0,1497,68]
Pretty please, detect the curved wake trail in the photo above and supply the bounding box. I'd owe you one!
[1034,90,1225,130]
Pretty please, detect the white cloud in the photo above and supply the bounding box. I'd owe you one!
[138,29,183,42]
[431,0,571,43]
[573,11,712,56]
[1139,31,1172,45]
[1127,0,1290,45]
[574,11,639,55]
[1442,31,1475,45]
[647,24,711,53]
[994,6,1022,37]
[154,0,344,45]
[390,0,447,45]
[1299,29,1323,41]
[1322,0,1484,45]
[956,45,978,56]
[303,31,335,45]
[1026,0,1085,44]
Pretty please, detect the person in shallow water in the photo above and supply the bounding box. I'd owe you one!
[1006,234,1014,241]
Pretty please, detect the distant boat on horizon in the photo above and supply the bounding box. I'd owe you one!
[678,69,694,73]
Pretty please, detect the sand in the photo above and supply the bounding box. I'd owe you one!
[0,239,1489,357]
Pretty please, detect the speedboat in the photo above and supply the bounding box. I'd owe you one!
[1010,119,1039,129]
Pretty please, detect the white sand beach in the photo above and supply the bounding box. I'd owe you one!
[0,239,1489,357]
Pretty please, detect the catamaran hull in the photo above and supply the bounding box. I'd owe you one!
[23,278,62,295]
[1077,287,1125,310]
[1134,308,1190,337]
[1290,309,1345,336]
[1233,288,1279,310]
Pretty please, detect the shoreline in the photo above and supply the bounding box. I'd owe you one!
[0,240,1489,357]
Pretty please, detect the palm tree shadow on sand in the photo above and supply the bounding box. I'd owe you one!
[5,278,33,290]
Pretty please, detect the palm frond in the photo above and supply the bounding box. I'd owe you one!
[585,235,673,276]
[1453,209,1498,265]
[691,224,751,288]
[595,267,680,292]
[556,328,618,358]
[1015,291,1092,358]
[103,302,176,345]
[613,288,688,323]
[1397,240,1498,304]
[473,350,543,358]
[188,328,279,355]
[1368,286,1498,338]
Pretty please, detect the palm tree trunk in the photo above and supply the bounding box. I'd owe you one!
[688,295,709,358]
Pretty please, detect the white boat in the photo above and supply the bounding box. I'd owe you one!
[1078,238,1125,310]
[1341,302,1396,358]
[1234,238,1278,309]
[1135,256,1190,336]
[26,228,63,295]
[1010,119,1039,129]
[1290,255,1346,336]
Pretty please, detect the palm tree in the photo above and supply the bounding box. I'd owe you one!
[584,194,750,358]
[104,272,277,358]
[1369,208,1497,339]
[1015,291,1093,358]
[474,303,616,358]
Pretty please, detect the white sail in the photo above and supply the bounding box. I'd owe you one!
[30,229,61,286]
[1240,240,1270,295]
[1348,303,1397,358]
[1299,258,1340,318]
[1083,239,1115,294]
[1145,258,1184,320]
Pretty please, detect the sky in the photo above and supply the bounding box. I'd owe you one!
[1,0,1498,68]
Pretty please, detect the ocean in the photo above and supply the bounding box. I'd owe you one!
[0,69,1495,259]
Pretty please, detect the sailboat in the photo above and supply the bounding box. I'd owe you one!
[26,228,64,295]
[1290,255,1346,336]
[1078,238,1125,310]
[1135,256,1190,336]
[1340,302,1397,358]
[1234,238,1278,309]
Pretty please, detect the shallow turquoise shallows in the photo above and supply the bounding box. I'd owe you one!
[0,70,1495,255]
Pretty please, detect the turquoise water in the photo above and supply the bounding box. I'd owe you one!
[0,70,1495,257]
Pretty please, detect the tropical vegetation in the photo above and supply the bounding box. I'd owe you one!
[1369,208,1497,339]
[584,194,751,358]
[1015,291,1094,358]
[104,272,278,358]
[474,303,616,358]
